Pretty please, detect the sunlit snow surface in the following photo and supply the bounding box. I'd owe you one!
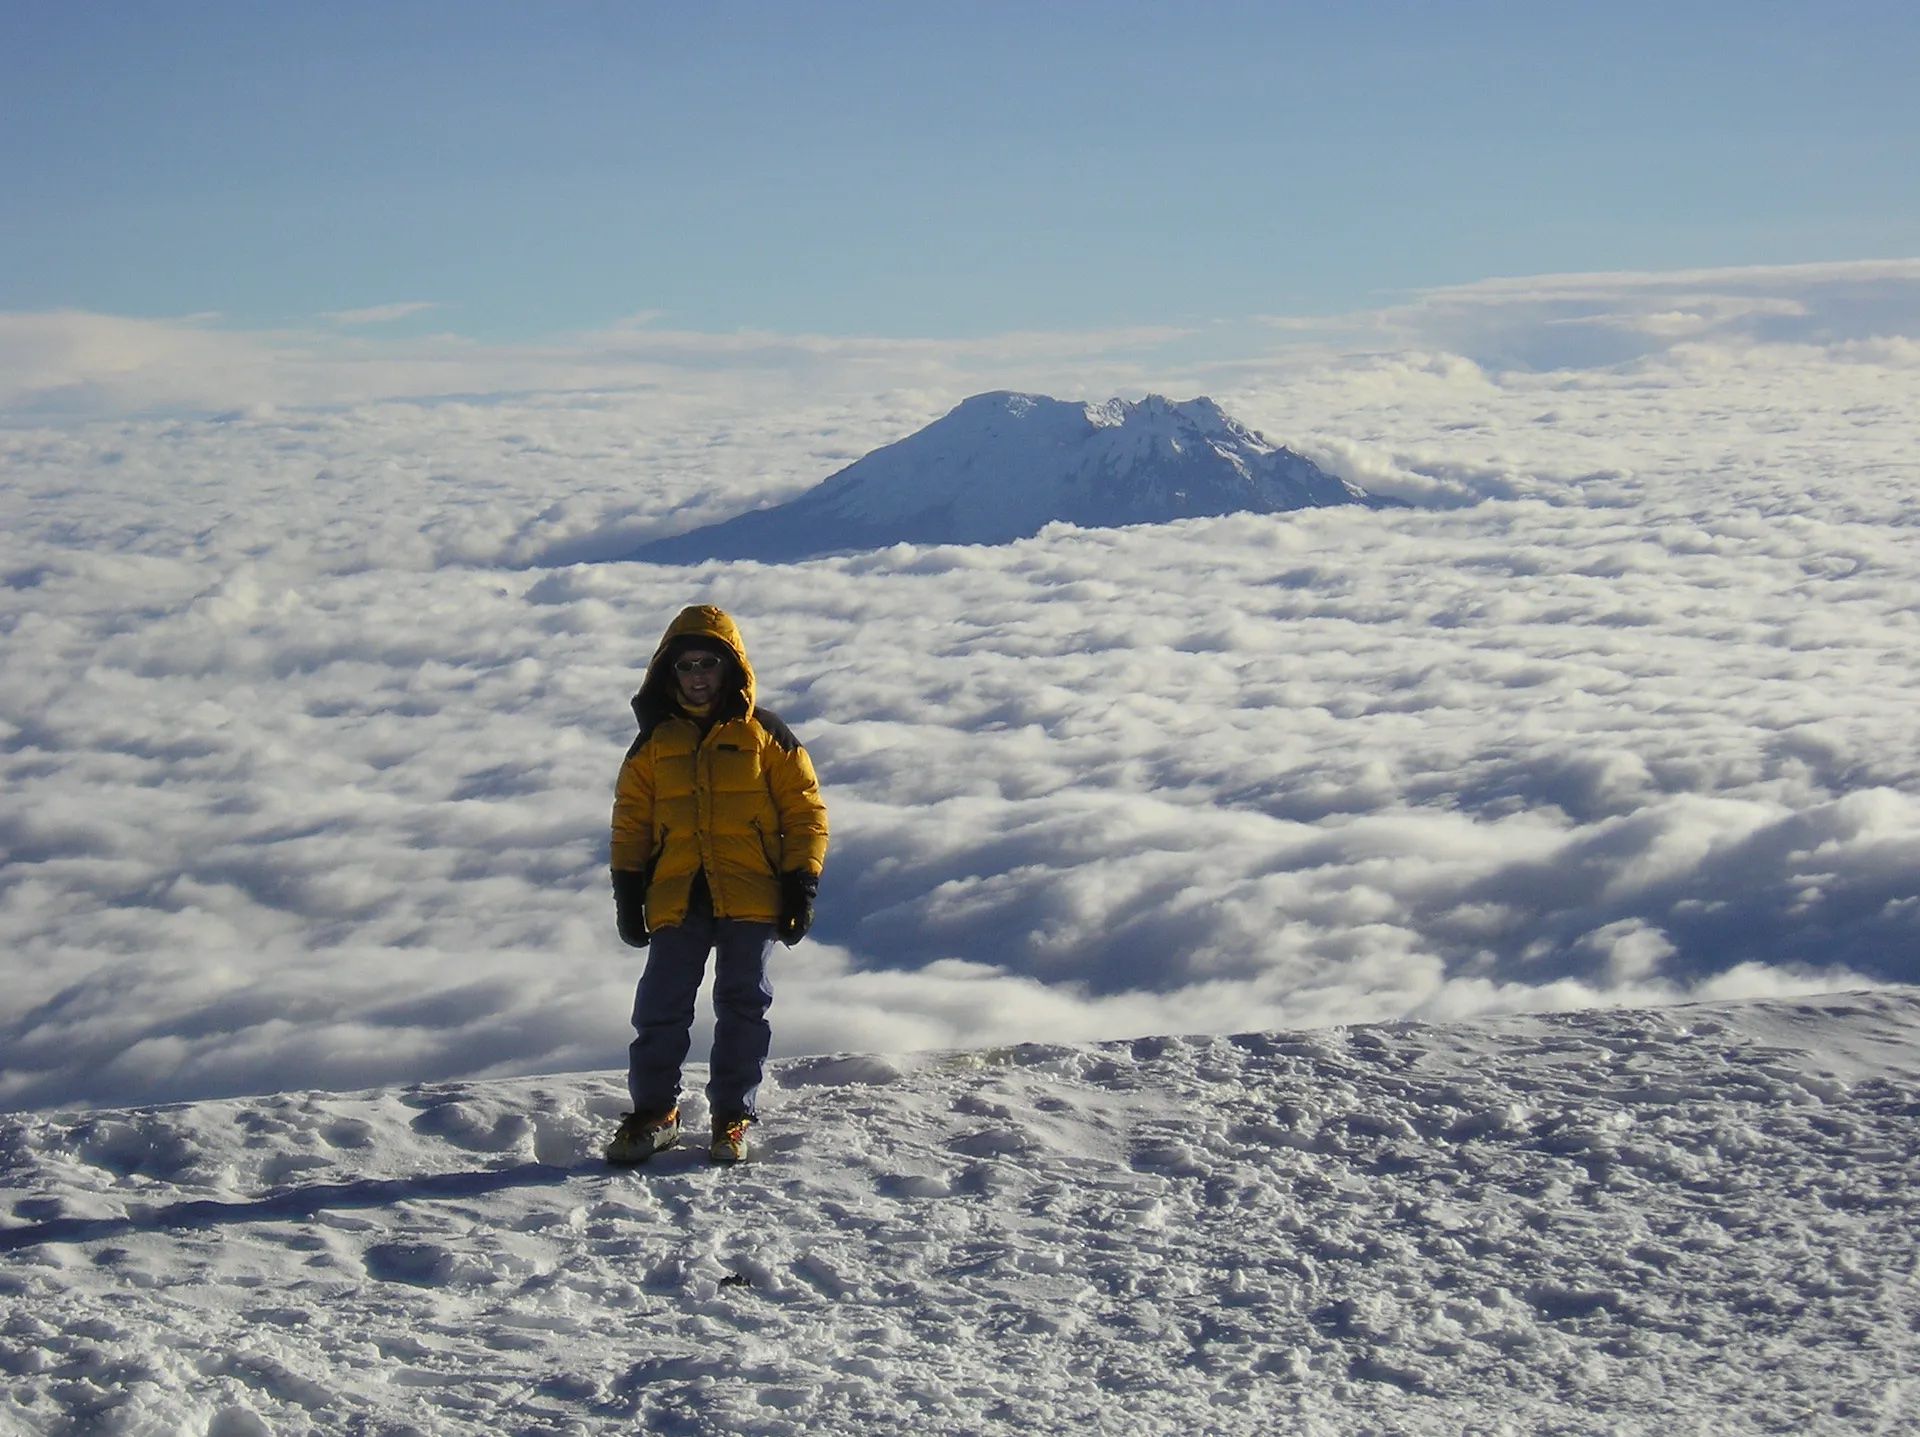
[623,391,1368,560]
[2,992,1917,1435]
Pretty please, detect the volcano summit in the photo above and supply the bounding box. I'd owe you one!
[626,391,1372,563]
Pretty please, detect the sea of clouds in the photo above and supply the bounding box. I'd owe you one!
[2,260,1916,1111]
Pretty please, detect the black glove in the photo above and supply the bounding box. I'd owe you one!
[777,870,818,947]
[611,869,650,948]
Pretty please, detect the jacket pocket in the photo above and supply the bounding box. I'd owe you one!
[750,816,780,875]
[710,743,763,792]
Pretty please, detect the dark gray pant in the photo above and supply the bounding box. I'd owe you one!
[627,901,775,1121]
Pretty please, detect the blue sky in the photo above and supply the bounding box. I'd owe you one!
[3,1,1917,343]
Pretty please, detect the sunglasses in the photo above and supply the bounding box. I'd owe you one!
[673,655,723,675]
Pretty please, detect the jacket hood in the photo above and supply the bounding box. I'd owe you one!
[631,604,757,728]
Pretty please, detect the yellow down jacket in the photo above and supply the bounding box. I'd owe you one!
[610,606,828,929]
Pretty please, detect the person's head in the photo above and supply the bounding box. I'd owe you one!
[634,605,754,727]
[671,645,727,708]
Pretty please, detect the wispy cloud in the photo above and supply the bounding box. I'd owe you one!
[0,309,1202,420]
[4,259,1917,422]
[0,310,282,418]
[320,301,444,327]
[1264,257,1920,372]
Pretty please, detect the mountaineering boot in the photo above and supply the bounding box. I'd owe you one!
[605,1107,680,1165]
[710,1115,752,1165]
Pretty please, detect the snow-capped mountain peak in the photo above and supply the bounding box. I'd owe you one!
[627,391,1369,563]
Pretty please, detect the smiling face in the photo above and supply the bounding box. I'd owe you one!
[672,648,726,708]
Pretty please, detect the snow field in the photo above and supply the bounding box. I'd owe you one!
[3,990,1917,1435]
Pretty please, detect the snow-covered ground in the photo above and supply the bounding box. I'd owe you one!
[3,989,1917,1436]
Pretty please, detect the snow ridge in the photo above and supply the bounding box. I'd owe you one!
[4,991,1918,1435]
[625,391,1370,563]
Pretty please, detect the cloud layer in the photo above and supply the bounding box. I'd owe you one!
[3,263,1918,1110]
[6,257,1916,420]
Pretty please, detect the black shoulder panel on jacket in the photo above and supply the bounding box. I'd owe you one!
[626,702,669,759]
[752,706,803,752]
